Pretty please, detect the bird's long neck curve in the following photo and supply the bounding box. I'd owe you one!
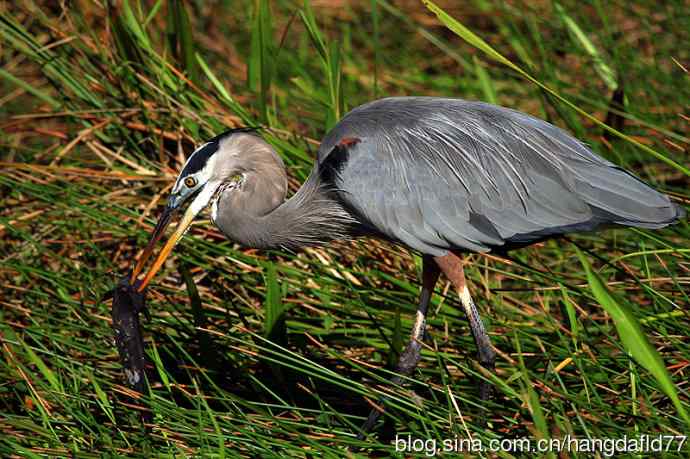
[213,170,356,250]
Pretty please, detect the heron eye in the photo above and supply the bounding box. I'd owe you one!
[184,177,197,188]
[230,173,242,183]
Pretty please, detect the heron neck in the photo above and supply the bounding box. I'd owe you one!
[214,173,356,250]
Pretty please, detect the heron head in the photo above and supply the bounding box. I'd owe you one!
[130,128,272,291]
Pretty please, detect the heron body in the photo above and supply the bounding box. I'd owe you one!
[210,97,682,256]
[129,97,684,433]
[319,98,682,252]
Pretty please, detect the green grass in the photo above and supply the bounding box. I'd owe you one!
[1,0,689,457]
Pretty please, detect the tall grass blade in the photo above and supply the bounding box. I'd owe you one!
[19,338,61,393]
[421,0,690,177]
[111,1,147,67]
[371,0,380,97]
[554,3,618,91]
[0,68,60,108]
[196,53,254,124]
[473,56,497,104]
[264,263,285,342]
[167,0,198,84]
[576,248,690,427]
[249,0,274,123]
[90,371,116,425]
[515,333,554,459]
[299,0,343,129]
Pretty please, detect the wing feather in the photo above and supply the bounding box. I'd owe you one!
[318,97,682,254]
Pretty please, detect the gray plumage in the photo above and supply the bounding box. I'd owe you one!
[209,132,356,250]
[174,97,685,256]
[313,97,684,255]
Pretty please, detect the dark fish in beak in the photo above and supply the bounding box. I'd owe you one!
[108,276,148,396]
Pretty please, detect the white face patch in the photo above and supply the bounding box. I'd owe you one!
[188,180,221,216]
[211,198,219,222]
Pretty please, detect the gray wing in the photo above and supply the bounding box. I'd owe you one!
[318,97,682,256]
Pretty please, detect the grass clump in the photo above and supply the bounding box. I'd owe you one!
[1,0,688,456]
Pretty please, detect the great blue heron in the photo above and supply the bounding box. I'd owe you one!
[127,96,684,432]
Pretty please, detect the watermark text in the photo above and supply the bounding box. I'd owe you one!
[394,434,687,457]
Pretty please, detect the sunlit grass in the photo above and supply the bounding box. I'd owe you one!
[1,0,688,456]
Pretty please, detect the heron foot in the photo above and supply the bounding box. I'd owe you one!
[358,339,423,438]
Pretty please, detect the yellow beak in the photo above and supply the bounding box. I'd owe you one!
[130,182,218,292]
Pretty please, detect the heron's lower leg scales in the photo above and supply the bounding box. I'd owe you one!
[359,257,440,437]
[478,343,496,402]
[459,284,495,402]
[393,309,426,381]
[434,253,496,403]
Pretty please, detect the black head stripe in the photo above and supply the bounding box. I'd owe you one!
[180,141,219,177]
[180,127,260,177]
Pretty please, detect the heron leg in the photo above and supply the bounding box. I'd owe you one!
[434,253,495,401]
[360,255,440,435]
